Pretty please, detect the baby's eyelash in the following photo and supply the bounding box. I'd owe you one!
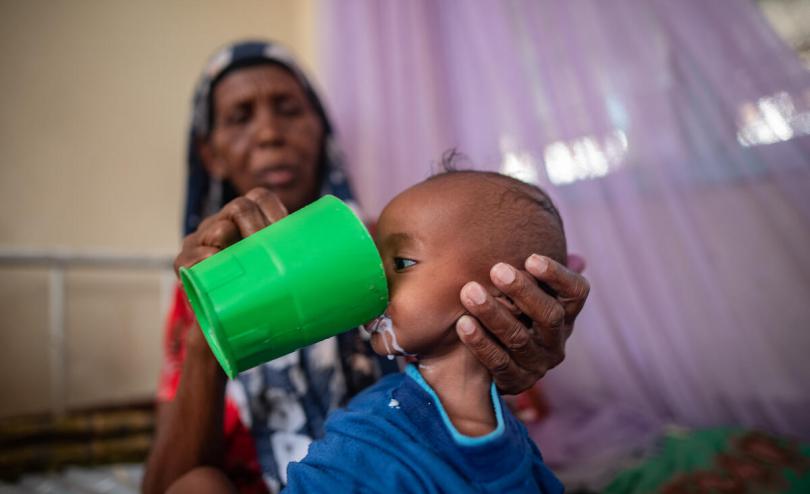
[393,257,417,271]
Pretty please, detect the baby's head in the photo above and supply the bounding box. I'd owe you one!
[367,170,567,359]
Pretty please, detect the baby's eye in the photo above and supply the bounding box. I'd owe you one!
[393,257,417,271]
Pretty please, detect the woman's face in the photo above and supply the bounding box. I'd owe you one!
[201,65,324,213]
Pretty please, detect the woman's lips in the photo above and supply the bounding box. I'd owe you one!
[259,167,295,187]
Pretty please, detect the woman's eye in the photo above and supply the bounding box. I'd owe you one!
[226,108,251,126]
[276,99,303,117]
[393,258,417,271]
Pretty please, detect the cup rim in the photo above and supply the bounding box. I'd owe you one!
[180,265,239,378]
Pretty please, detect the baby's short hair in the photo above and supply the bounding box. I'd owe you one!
[426,156,567,270]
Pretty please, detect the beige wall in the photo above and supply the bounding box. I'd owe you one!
[0,0,316,417]
[759,0,810,67]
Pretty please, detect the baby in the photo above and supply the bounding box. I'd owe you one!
[284,170,567,493]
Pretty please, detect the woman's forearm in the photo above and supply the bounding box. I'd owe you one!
[142,329,227,494]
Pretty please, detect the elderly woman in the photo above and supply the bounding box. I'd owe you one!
[142,40,589,494]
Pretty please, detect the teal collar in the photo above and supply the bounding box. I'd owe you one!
[404,364,505,447]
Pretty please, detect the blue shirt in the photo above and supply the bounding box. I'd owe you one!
[284,365,563,493]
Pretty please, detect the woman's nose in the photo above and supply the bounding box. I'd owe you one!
[254,107,285,145]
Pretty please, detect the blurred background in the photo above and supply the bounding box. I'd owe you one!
[1,0,809,492]
[0,0,317,419]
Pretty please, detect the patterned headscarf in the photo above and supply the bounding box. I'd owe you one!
[183,40,356,235]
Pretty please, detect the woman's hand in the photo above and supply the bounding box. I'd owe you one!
[143,188,289,494]
[456,254,590,395]
[174,188,289,275]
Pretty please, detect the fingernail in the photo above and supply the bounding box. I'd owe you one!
[457,316,475,335]
[492,263,515,285]
[464,283,487,305]
[528,254,548,273]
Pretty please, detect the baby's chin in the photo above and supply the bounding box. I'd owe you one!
[369,332,401,359]
[365,315,417,359]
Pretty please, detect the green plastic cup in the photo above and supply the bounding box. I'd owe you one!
[179,195,388,378]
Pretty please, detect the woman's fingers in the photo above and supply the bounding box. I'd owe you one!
[490,263,565,343]
[459,280,543,365]
[173,245,219,275]
[458,281,547,394]
[455,315,533,393]
[489,263,567,355]
[525,254,590,324]
[219,188,288,238]
[197,219,240,250]
[173,188,288,276]
[198,188,287,247]
[220,196,272,237]
[245,187,289,223]
[457,255,590,394]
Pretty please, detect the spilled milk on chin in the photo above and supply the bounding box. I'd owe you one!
[364,314,414,360]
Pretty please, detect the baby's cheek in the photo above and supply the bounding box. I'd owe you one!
[402,292,458,332]
[385,303,417,336]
